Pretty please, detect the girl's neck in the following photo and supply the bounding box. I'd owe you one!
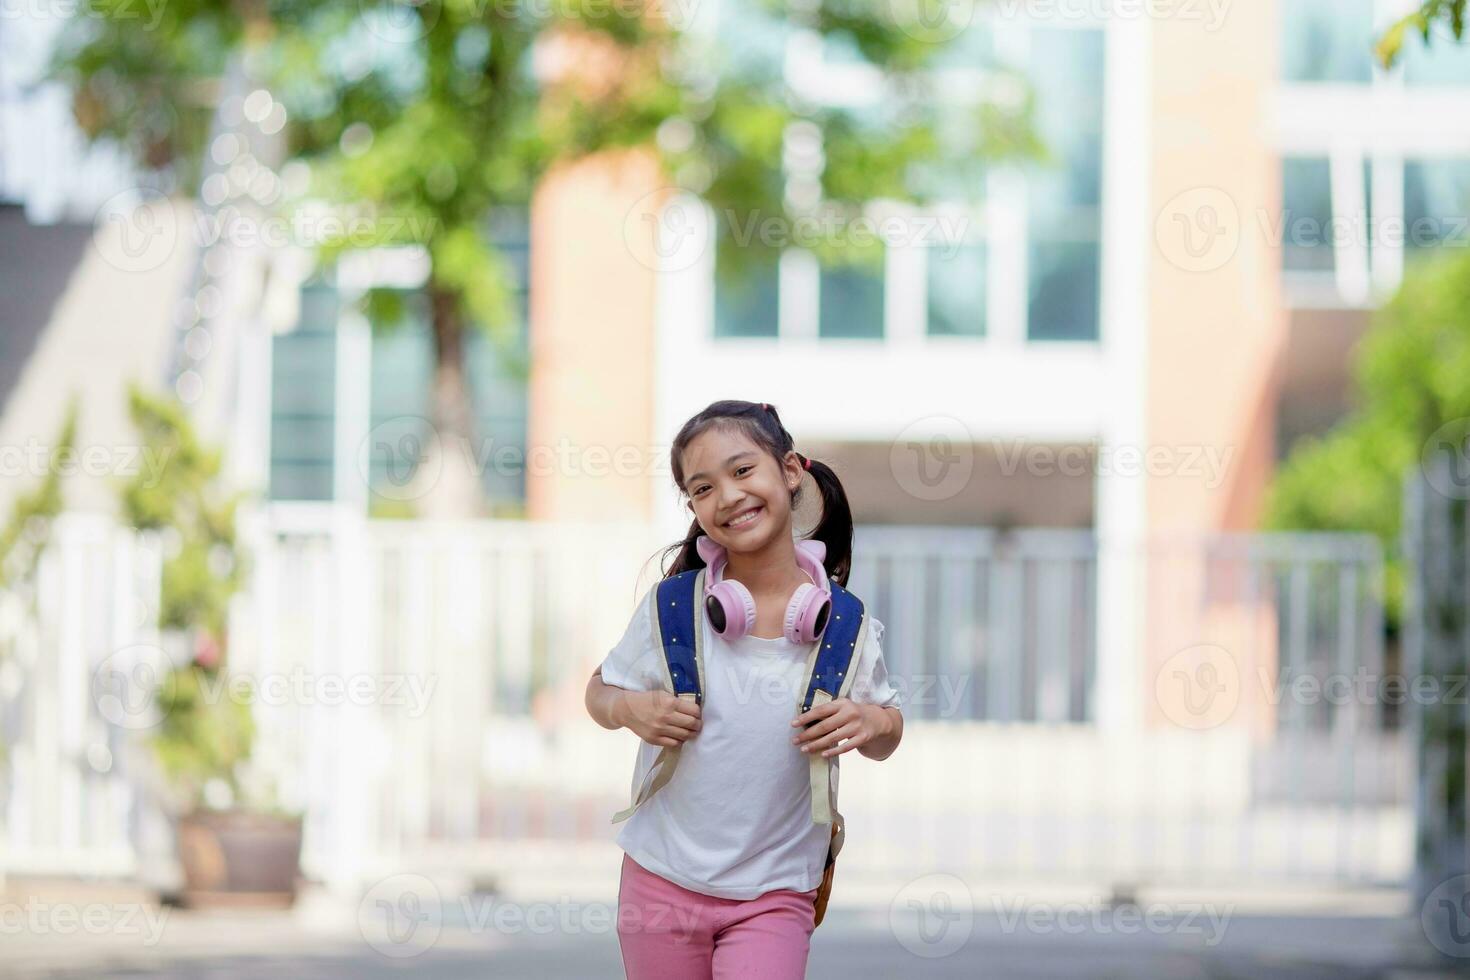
[725,539,809,597]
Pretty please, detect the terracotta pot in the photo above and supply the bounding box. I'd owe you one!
[176,809,303,908]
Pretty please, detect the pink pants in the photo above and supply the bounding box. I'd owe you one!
[615,853,819,980]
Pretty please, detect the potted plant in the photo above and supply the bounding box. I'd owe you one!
[121,387,303,908]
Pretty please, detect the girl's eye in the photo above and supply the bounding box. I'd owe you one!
[735,466,752,476]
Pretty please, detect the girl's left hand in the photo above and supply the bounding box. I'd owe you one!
[790,698,879,758]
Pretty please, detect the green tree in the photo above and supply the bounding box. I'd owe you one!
[1264,248,1470,621]
[47,0,1034,514]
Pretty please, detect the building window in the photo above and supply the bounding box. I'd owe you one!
[1028,241,1100,342]
[1026,28,1103,342]
[705,9,1104,345]
[269,278,338,501]
[928,243,987,338]
[367,212,530,512]
[1405,159,1470,256]
[1402,31,1470,86]
[1281,0,1374,84]
[268,211,530,509]
[713,245,780,338]
[1281,157,1335,272]
[819,257,885,339]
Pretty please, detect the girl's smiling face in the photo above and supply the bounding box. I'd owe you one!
[681,425,803,554]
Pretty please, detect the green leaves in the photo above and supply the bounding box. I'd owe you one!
[120,386,245,637]
[1376,0,1468,69]
[152,660,256,811]
[0,401,77,590]
[1265,248,1470,624]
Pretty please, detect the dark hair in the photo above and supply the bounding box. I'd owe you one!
[656,400,854,587]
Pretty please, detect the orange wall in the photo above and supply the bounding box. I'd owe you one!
[1147,7,1287,535]
[526,149,663,522]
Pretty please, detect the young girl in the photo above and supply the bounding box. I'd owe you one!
[585,399,904,980]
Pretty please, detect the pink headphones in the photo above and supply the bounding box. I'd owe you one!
[695,535,833,643]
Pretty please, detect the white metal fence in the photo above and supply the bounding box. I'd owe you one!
[0,510,1412,893]
[0,513,160,876]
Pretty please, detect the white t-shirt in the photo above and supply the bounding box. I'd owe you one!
[598,581,901,900]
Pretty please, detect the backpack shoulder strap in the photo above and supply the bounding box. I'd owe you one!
[797,581,868,826]
[611,568,705,824]
[652,568,706,705]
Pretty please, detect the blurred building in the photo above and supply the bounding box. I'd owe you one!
[6,0,1470,704]
[9,3,1470,528]
[0,0,1462,891]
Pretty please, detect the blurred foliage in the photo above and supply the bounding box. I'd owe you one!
[120,387,245,637]
[153,658,257,811]
[0,402,78,769]
[0,400,78,589]
[1377,0,1467,67]
[48,1,1039,508]
[1264,248,1470,624]
[119,387,254,811]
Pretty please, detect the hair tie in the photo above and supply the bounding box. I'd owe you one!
[802,455,812,471]
[761,402,769,412]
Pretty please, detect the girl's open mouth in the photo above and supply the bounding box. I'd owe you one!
[724,505,764,530]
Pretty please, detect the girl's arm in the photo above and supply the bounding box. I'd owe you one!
[585,667,703,746]
[856,704,902,761]
[585,667,632,730]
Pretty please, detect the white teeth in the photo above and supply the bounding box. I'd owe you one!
[726,507,760,528]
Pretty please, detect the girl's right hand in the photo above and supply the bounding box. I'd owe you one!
[619,690,702,748]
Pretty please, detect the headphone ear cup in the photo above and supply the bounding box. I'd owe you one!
[707,580,756,639]
[784,584,832,645]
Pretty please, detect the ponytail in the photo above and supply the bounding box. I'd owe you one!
[799,455,853,588]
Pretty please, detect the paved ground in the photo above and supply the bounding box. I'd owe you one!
[2,892,1467,979]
